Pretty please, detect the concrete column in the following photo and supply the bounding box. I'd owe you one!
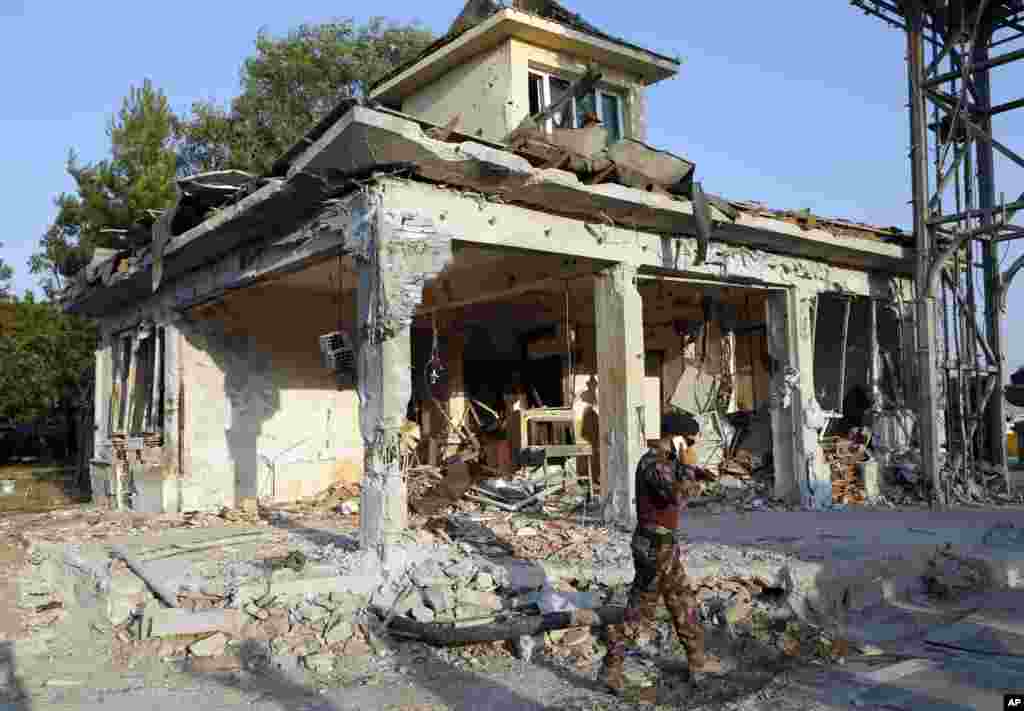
[162,321,183,511]
[356,257,411,556]
[767,289,830,508]
[766,292,797,502]
[594,264,645,529]
[94,339,112,456]
[90,338,113,507]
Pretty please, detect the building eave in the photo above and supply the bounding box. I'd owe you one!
[66,104,912,318]
[370,9,679,106]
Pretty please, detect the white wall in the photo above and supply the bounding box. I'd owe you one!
[177,283,363,511]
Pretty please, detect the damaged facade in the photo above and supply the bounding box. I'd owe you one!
[63,0,920,550]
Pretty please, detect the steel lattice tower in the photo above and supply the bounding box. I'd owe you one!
[851,0,1024,505]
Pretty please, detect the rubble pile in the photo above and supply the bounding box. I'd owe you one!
[823,430,872,505]
[921,544,990,599]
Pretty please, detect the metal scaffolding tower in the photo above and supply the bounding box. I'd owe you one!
[851,0,1024,505]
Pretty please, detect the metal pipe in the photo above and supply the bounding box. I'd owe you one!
[907,1,945,506]
[972,21,1010,478]
[924,46,1024,87]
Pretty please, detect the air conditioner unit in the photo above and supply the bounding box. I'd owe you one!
[319,331,356,384]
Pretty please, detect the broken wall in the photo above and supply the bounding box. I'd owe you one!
[403,41,516,143]
[177,283,362,511]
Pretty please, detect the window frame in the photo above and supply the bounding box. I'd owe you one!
[527,68,626,143]
[108,324,165,438]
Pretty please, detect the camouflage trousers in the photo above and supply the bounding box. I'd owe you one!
[602,527,705,678]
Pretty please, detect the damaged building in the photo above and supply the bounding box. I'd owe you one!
[62,0,919,551]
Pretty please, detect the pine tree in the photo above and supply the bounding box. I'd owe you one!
[31,80,179,297]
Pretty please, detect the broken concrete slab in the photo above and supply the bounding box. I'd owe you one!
[107,573,150,626]
[324,619,354,645]
[189,632,228,657]
[235,574,377,606]
[144,608,243,639]
[303,653,335,675]
[456,589,502,612]
[422,585,453,612]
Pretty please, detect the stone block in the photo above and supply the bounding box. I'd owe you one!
[235,575,375,606]
[107,573,150,626]
[304,653,334,675]
[146,608,242,639]
[297,604,329,622]
[457,589,502,611]
[189,632,228,657]
[445,558,477,580]
[421,585,453,612]
[343,637,373,657]
[324,619,353,645]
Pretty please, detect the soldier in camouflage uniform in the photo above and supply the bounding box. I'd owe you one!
[599,412,722,694]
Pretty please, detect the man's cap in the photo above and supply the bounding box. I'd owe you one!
[661,411,700,437]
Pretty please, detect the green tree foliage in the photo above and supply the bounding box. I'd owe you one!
[176,17,434,175]
[0,296,97,423]
[0,242,13,298]
[31,80,179,298]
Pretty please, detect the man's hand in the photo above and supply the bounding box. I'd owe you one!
[672,479,702,499]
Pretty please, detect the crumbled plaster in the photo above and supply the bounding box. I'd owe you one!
[376,177,906,302]
[87,192,370,513]
[356,193,456,552]
[289,107,910,276]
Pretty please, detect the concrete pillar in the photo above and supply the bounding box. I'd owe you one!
[766,292,797,502]
[594,264,645,529]
[94,338,112,457]
[766,289,830,508]
[162,321,183,511]
[356,259,412,556]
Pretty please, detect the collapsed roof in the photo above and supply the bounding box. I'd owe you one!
[62,98,912,318]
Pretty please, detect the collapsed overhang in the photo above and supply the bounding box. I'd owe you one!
[289,106,912,273]
[63,104,913,318]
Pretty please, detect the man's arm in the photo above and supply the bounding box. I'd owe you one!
[672,462,703,499]
[639,453,679,506]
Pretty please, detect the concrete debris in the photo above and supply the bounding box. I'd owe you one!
[144,608,243,639]
[188,632,228,657]
[922,545,989,599]
[823,429,873,505]
[303,652,335,675]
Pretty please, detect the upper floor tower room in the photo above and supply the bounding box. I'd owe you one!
[368,0,680,145]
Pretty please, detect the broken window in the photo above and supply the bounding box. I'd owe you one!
[813,294,905,429]
[527,69,625,143]
[109,325,165,437]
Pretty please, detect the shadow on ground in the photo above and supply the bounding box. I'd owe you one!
[0,642,30,711]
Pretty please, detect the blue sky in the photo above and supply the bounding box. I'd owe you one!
[1,1,1022,367]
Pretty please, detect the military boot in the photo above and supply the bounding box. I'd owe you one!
[598,654,626,696]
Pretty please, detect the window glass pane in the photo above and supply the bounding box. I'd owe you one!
[602,93,623,142]
[528,73,543,116]
[576,91,597,127]
[549,77,573,129]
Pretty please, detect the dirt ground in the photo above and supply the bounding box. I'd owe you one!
[0,542,26,641]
